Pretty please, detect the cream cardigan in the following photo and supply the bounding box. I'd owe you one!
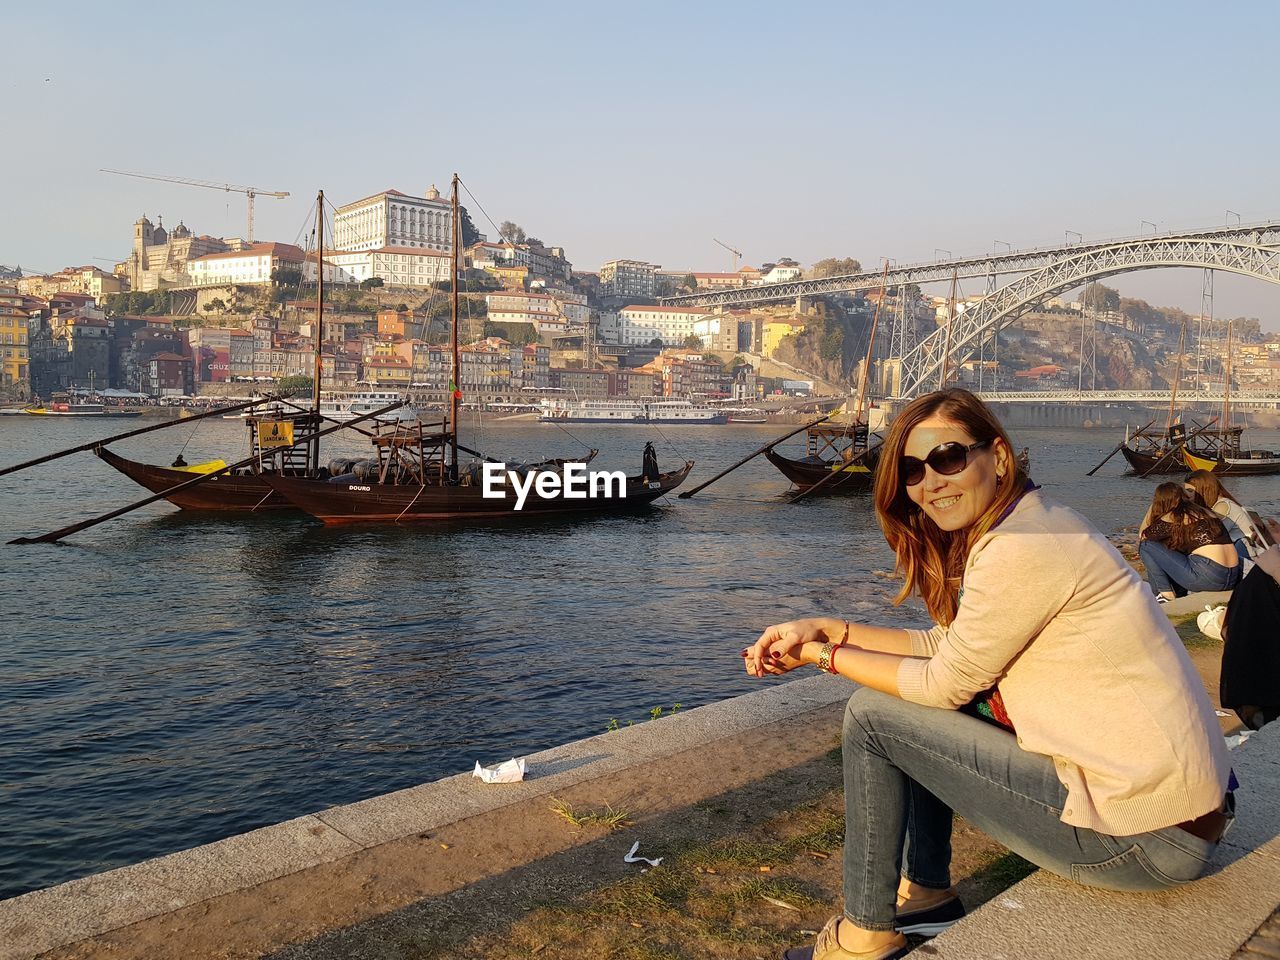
[897,490,1230,836]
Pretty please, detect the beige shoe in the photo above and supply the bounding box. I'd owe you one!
[782,915,909,960]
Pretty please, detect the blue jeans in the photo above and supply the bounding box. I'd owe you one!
[1139,540,1242,596]
[841,687,1220,931]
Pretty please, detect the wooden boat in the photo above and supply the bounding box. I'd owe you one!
[260,440,691,524]
[765,421,882,492]
[95,409,323,511]
[259,176,693,525]
[1117,422,1243,475]
[1183,447,1280,476]
[1177,320,1280,475]
[25,402,142,418]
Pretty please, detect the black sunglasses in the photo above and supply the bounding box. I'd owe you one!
[900,439,993,487]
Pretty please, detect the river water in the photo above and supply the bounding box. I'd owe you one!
[1,414,1277,899]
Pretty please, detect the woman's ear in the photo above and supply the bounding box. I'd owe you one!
[994,438,1012,481]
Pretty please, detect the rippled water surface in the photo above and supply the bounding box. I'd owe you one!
[1,414,1277,898]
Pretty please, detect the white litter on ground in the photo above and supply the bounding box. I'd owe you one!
[472,758,527,783]
[623,841,663,867]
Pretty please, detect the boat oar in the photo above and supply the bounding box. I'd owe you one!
[0,394,289,480]
[1139,417,1219,478]
[9,400,405,546]
[1087,418,1155,477]
[677,415,832,499]
[790,439,885,504]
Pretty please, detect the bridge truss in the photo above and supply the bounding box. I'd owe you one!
[661,221,1280,309]
[661,221,1280,401]
[898,234,1280,397]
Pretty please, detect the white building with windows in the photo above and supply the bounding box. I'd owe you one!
[333,186,453,254]
[315,247,453,288]
[618,305,712,346]
[185,242,306,286]
[485,291,590,331]
[600,259,659,299]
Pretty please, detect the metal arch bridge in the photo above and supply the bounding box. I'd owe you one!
[661,220,1280,399]
[975,389,1280,406]
[660,221,1280,308]
[896,232,1280,398]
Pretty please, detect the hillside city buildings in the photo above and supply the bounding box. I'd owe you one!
[7,181,1278,404]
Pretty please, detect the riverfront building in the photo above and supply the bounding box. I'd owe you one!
[0,283,28,389]
[617,304,713,346]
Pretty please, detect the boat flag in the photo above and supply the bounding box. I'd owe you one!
[449,379,463,400]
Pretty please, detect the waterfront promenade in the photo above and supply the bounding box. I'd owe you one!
[3,606,1276,960]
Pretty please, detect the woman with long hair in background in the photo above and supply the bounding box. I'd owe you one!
[1139,482,1242,602]
[1184,469,1264,562]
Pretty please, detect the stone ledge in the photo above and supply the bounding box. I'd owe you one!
[0,674,850,960]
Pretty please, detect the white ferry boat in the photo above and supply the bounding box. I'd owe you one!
[318,390,418,423]
[538,398,728,424]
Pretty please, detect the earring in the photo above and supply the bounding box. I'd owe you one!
[996,471,1005,486]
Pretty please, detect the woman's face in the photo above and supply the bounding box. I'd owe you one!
[903,415,1007,532]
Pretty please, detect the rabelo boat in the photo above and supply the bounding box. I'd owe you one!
[259,175,693,524]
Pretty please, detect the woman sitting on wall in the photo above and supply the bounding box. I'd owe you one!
[1139,482,1242,602]
[745,388,1232,960]
[1184,469,1265,563]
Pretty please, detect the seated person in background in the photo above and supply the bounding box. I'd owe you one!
[1221,518,1280,731]
[1185,470,1265,562]
[1139,482,1242,602]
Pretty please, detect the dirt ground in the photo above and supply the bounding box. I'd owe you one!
[43,634,1236,960]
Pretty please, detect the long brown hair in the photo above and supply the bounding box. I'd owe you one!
[873,388,1026,626]
[1184,469,1238,509]
[1145,481,1222,552]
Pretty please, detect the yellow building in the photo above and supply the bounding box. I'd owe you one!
[0,284,29,390]
[762,318,806,357]
[484,263,529,290]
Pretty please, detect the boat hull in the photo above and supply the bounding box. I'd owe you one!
[1183,449,1280,476]
[25,409,143,418]
[95,446,300,511]
[1118,444,1188,475]
[260,463,694,523]
[538,415,727,424]
[765,448,878,492]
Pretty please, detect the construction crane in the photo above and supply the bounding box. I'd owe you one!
[100,169,290,243]
[713,238,743,271]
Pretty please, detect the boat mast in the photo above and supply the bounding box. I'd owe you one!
[1166,319,1186,436]
[311,190,325,474]
[852,259,891,425]
[1221,319,1233,429]
[449,174,461,479]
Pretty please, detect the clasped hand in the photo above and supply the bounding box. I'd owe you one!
[743,617,837,678]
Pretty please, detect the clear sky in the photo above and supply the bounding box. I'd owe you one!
[6,0,1278,328]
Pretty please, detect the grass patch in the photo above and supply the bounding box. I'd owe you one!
[972,850,1037,888]
[1170,613,1219,650]
[549,798,631,830]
